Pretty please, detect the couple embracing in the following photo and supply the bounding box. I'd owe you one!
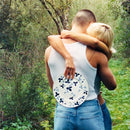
[45,9,116,130]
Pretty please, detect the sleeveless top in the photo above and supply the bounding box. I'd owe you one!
[48,42,101,100]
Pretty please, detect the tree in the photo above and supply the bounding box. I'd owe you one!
[39,0,73,34]
[122,0,130,14]
[0,0,13,50]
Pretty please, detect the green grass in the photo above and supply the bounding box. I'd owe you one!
[101,58,130,130]
[0,58,129,130]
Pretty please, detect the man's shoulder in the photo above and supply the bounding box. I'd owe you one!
[87,47,107,59]
[45,46,52,54]
[45,46,52,62]
[95,50,107,56]
[62,38,77,44]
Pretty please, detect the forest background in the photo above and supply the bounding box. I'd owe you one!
[0,0,130,129]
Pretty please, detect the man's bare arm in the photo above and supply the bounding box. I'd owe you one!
[98,54,116,90]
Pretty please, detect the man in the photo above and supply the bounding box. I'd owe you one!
[45,9,116,130]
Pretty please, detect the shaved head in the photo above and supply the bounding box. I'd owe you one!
[72,9,96,27]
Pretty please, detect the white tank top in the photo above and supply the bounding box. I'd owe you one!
[48,42,99,100]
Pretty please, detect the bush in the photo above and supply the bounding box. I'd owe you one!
[2,117,32,130]
[0,60,55,129]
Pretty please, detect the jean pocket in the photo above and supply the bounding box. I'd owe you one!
[79,110,101,120]
[79,114,104,130]
[55,110,70,119]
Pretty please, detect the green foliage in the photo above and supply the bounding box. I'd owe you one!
[101,58,130,130]
[2,117,32,130]
[114,15,130,57]
[0,60,55,129]
[0,0,49,51]
[0,0,13,50]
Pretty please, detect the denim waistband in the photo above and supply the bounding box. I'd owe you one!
[56,99,99,109]
[79,99,99,107]
[56,99,101,117]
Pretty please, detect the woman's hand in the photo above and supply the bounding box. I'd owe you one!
[61,30,72,39]
[64,55,75,79]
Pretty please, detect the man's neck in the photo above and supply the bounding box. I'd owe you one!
[62,25,87,44]
[71,24,86,33]
[62,38,77,44]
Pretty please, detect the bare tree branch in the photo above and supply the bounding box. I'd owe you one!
[46,0,70,29]
[42,26,52,35]
[39,0,61,34]
[45,1,60,16]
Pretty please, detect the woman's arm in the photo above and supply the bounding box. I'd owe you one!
[48,35,75,79]
[61,30,112,59]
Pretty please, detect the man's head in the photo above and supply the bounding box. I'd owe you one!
[87,23,113,48]
[72,9,96,29]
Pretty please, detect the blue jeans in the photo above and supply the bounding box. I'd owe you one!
[54,99,105,130]
[101,102,112,130]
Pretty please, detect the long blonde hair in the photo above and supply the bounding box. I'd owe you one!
[87,23,113,48]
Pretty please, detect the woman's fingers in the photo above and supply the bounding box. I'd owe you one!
[64,67,75,79]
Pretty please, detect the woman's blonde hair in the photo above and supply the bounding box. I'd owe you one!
[87,23,113,48]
